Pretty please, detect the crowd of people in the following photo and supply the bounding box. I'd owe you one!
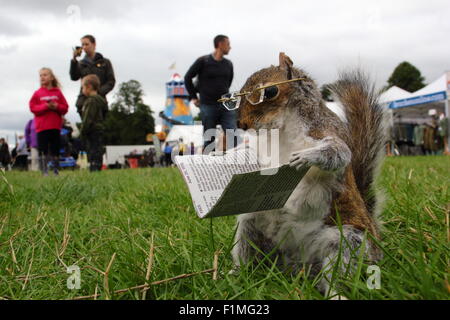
[386,111,450,156]
[0,34,116,175]
[117,139,197,169]
[1,33,237,175]
[2,32,449,174]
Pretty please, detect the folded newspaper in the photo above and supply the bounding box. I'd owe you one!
[174,149,310,219]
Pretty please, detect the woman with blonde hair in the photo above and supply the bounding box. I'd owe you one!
[29,68,69,176]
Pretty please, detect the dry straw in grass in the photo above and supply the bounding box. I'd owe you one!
[213,250,220,281]
[142,232,155,300]
[73,268,215,300]
[22,246,35,291]
[104,252,117,300]
[74,242,221,300]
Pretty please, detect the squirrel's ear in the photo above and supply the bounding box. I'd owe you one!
[279,52,293,79]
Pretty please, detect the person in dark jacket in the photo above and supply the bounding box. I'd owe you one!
[80,74,107,172]
[70,34,115,117]
[0,138,11,170]
[184,35,236,152]
[15,135,29,171]
[163,143,173,167]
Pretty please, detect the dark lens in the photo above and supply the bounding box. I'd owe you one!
[221,93,238,110]
[224,100,236,110]
[264,86,279,100]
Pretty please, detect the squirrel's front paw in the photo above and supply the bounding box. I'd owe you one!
[289,150,314,170]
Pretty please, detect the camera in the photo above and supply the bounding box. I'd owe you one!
[73,46,82,57]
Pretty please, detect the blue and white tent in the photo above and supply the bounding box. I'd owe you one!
[379,86,412,105]
[384,72,450,122]
[327,86,415,123]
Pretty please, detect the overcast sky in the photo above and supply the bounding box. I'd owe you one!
[1,0,449,142]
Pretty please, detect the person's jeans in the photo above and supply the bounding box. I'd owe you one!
[200,104,237,152]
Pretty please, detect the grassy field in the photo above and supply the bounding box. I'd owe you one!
[0,156,449,300]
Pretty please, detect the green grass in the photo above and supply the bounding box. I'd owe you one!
[0,156,449,300]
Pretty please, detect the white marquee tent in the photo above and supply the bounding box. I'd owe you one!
[105,145,151,165]
[326,86,415,123]
[379,72,450,156]
[325,102,346,122]
[165,125,204,147]
[379,86,412,104]
[384,72,450,123]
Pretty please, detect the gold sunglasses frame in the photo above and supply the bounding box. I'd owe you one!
[217,77,306,109]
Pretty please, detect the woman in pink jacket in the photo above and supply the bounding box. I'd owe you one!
[29,68,69,176]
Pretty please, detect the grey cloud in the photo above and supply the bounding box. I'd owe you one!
[0,14,32,36]
[0,0,129,20]
[0,44,18,55]
[0,112,32,131]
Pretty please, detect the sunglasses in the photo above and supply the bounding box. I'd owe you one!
[218,78,305,111]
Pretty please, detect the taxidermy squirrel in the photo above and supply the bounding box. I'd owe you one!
[231,53,387,298]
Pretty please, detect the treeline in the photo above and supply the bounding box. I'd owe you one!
[321,61,427,101]
[102,80,155,145]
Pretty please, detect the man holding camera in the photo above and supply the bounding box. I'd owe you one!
[70,34,116,118]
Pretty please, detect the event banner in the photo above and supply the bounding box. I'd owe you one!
[389,91,447,109]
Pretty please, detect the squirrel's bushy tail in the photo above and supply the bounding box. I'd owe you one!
[331,70,387,218]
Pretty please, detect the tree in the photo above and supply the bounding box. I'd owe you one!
[193,111,202,122]
[320,83,334,102]
[112,80,145,113]
[387,62,426,92]
[103,80,155,145]
[102,107,123,145]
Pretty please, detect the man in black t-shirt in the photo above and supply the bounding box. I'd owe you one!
[184,35,236,152]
